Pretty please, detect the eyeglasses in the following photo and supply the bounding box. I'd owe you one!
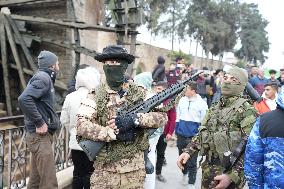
[223,75,241,85]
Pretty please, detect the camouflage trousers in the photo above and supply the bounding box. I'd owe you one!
[201,164,245,189]
[90,168,146,189]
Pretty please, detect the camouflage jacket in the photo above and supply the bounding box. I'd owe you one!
[76,83,167,173]
[184,96,257,185]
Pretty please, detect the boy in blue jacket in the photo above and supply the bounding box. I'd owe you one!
[175,81,208,186]
[245,86,284,189]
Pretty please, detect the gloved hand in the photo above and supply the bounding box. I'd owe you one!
[116,128,136,142]
[115,114,138,133]
[144,150,154,174]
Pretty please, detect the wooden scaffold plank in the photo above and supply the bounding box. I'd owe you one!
[10,14,117,32]
[9,64,67,90]
[0,0,38,5]
[6,15,37,72]
[3,15,26,90]
[22,34,97,57]
[0,0,61,6]
[0,14,13,116]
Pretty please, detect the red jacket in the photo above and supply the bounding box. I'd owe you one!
[254,99,271,115]
[163,106,176,135]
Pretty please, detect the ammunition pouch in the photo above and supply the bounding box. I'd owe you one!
[213,130,230,162]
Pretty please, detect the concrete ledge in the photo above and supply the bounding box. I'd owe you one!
[57,166,74,189]
[22,166,74,189]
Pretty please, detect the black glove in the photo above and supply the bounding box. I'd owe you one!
[144,150,154,174]
[115,114,138,133]
[116,128,136,142]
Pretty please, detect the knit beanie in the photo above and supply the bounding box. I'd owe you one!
[38,50,58,69]
[157,56,165,64]
[226,66,248,88]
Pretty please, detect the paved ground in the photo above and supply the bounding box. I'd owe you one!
[155,145,202,189]
[155,144,249,189]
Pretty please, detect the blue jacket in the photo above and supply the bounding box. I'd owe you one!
[18,69,60,134]
[175,94,208,137]
[249,76,268,95]
[245,104,284,187]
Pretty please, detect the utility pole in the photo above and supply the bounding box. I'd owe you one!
[171,1,176,51]
[110,0,143,76]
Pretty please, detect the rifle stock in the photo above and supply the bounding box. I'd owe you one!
[79,71,203,161]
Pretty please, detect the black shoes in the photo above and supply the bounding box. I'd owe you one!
[156,174,167,183]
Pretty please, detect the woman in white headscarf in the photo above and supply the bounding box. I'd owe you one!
[61,67,100,189]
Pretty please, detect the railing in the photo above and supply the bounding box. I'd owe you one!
[0,113,72,189]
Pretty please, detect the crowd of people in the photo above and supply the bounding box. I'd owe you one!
[17,47,284,189]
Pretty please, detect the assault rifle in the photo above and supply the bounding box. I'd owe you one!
[245,82,262,103]
[79,71,203,161]
[222,136,248,173]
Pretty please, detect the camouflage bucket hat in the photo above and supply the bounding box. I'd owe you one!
[94,45,135,64]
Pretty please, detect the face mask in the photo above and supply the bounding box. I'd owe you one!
[42,68,57,84]
[50,70,57,83]
[221,81,243,97]
[103,63,128,91]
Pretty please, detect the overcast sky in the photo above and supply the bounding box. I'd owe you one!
[137,1,284,70]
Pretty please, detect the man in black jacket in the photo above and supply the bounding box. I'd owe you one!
[152,56,166,82]
[18,50,60,189]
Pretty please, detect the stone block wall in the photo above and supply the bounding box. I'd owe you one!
[10,1,70,82]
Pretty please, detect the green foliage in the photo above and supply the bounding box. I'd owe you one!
[168,50,192,65]
[181,0,241,56]
[104,0,269,65]
[235,3,269,64]
[236,60,247,69]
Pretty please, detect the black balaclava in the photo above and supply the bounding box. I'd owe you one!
[103,61,128,91]
[43,68,57,84]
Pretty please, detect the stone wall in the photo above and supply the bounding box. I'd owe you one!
[9,0,111,83]
[10,0,223,80]
[133,42,224,74]
[134,42,172,74]
[10,1,70,82]
[193,57,224,70]
[71,0,115,76]
[8,0,223,84]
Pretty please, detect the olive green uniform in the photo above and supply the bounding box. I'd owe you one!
[184,96,256,188]
[184,67,257,189]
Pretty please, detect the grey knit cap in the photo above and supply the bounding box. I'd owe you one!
[38,50,58,69]
[226,66,248,87]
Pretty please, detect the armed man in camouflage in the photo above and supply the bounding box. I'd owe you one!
[76,45,167,189]
[177,66,257,189]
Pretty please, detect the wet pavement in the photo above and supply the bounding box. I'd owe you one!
[155,144,248,189]
[155,144,202,189]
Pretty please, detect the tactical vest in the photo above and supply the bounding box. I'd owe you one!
[95,83,149,164]
[200,97,247,163]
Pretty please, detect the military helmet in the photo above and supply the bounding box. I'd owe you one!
[94,45,135,64]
